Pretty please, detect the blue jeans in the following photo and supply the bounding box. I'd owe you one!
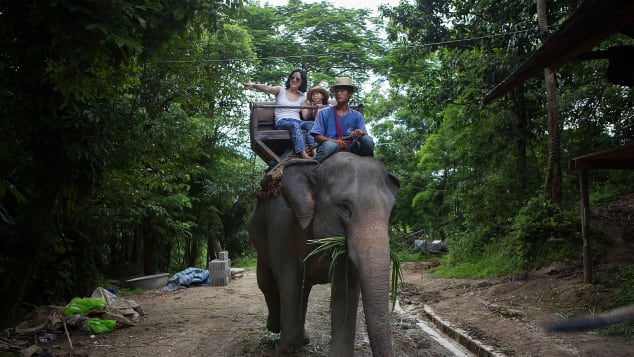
[313,135,375,162]
[275,118,316,154]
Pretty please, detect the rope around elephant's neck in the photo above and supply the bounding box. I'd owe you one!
[254,157,293,199]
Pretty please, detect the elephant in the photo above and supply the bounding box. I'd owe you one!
[247,152,399,356]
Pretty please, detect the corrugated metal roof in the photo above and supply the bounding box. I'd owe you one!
[482,0,634,105]
[569,143,634,170]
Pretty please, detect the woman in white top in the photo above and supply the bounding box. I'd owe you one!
[243,69,317,159]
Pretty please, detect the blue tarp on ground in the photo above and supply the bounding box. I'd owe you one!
[414,239,448,254]
[163,267,210,291]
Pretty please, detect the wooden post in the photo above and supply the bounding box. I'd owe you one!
[579,168,592,283]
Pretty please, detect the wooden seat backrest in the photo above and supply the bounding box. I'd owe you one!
[251,101,276,130]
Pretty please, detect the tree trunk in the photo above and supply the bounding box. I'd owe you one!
[0,196,55,329]
[537,0,562,205]
[212,239,223,257]
[513,85,529,195]
[142,219,156,275]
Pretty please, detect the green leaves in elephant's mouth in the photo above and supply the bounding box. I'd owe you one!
[305,236,403,311]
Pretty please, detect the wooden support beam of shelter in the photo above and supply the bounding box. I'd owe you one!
[569,143,634,283]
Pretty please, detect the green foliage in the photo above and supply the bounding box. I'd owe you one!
[380,0,632,285]
[258,331,280,348]
[506,196,580,269]
[306,236,402,310]
[233,256,257,270]
[389,228,441,264]
[305,237,349,283]
[430,242,522,279]
[430,195,580,278]
[390,249,403,310]
[587,172,634,206]
[390,243,427,264]
[113,287,146,297]
[616,265,634,307]
[0,0,253,329]
[239,2,383,92]
[600,264,634,337]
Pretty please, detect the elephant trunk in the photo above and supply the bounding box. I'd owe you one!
[347,219,394,356]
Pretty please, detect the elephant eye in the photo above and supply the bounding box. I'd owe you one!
[340,202,352,219]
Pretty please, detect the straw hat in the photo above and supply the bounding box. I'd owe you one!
[329,77,358,93]
[307,85,329,103]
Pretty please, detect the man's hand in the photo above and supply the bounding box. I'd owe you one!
[351,129,365,139]
[333,139,347,149]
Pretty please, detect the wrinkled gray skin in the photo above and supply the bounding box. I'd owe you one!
[248,152,399,356]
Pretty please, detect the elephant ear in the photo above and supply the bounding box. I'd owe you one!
[281,159,319,230]
[387,173,400,198]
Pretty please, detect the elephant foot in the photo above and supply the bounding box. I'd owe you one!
[275,332,309,355]
[267,317,281,333]
[276,344,305,356]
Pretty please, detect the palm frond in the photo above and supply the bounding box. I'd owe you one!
[390,249,403,311]
[306,236,402,312]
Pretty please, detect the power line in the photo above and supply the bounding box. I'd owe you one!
[156,26,544,64]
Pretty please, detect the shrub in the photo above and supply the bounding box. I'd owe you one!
[507,196,580,270]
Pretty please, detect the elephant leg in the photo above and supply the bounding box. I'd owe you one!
[277,266,309,352]
[300,283,313,345]
[256,257,281,333]
[329,258,361,357]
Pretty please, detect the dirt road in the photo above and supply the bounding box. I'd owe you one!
[38,258,634,357]
[43,269,465,356]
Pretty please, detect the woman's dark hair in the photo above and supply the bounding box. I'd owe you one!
[284,69,308,92]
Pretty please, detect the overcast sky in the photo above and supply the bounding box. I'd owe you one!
[259,0,401,11]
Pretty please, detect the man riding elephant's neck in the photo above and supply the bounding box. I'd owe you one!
[335,101,350,117]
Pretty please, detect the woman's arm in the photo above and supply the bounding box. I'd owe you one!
[242,83,280,96]
[301,98,313,120]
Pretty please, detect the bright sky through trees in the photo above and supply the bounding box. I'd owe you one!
[261,0,401,11]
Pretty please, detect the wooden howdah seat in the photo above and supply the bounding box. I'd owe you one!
[249,101,363,168]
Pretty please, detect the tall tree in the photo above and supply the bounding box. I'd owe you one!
[377,0,626,254]
[239,1,384,90]
[537,0,562,204]
[0,0,239,328]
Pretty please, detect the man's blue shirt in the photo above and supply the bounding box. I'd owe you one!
[310,106,367,139]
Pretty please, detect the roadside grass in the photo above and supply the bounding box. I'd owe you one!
[600,264,634,337]
[427,241,522,279]
[425,233,580,279]
[233,256,257,270]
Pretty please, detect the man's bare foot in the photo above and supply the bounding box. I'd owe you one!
[299,151,312,160]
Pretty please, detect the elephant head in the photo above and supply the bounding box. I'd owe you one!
[280,152,399,356]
